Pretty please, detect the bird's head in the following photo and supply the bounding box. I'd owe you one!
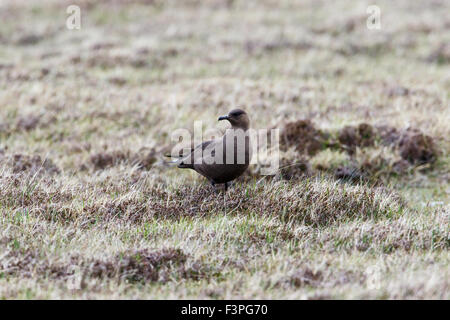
[218,108,250,130]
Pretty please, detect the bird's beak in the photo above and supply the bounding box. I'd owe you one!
[218,115,229,121]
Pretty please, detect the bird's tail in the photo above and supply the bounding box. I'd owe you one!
[162,154,180,166]
[163,154,193,169]
[177,161,193,169]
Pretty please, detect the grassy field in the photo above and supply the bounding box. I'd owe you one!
[0,0,448,299]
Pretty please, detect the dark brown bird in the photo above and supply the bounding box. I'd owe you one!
[177,109,252,191]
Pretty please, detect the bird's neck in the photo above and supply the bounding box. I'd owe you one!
[231,124,249,131]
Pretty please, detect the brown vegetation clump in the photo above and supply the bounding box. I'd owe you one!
[131,148,158,170]
[350,220,446,253]
[49,178,402,227]
[278,121,440,182]
[84,248,208,283]
[0,246,212,283]
[15,115,41,131]
[398,129,438,164]
[84,53,148,69]
[278,268,324,288]
[0,248,72,279]
[277,157,311,181]
[334,165,364,182]
[0,122,10,134]
[13,113,57,132]
[276,267,365,290]
[391,159,410,174]
[0,178,72,212]
[88,151,128,170]
[361,156,409,178]
[14,33,44,46]
[386,85,409,97]
[373,126,438,165]
[376,125,401,146]
[6,154,60,175]
[338,123,376,154]
[280,120,329,155]
[245,39,313,55]
[160,180,402,226]
[87,149,157,171]
[334,154,410,184]
[427,43,450,64]
[108,76,127,86]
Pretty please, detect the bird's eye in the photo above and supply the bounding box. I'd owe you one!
[230,111,243,117]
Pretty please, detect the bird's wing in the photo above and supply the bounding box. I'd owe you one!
[189,140,215,162]
[165,140,213,158]
[194,140,213,152]
[177,140,217,168]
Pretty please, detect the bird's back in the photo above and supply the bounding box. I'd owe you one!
[193,129,252,184]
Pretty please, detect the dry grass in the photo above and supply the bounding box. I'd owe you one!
[0,0,449,299]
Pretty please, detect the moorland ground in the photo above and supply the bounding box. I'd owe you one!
[0,0,449,299]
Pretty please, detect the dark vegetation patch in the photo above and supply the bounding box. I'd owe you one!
[1,176,400,227]
[244,39,313,55]
[278,120,440,182]
[14,33,45,46]
[398,129,439,164]
[245,224,296,245]
[84,53,149,69]
[0,173,149,225]
[2,68,32,81]
[0,113,58,134]
[280,120,335,156]
[79,248,212,283]
[81,108,156,132]
[386,85,410,97]
[309,15,367,36]
[276,267,364,289]
[276,157,311,181]
[333,155,410,184]
[0,122,10,134]
[16,115,42,131]
[1,168,445,253]
[333,158,411,184]
[86,148,157,170]
[88,151,128,170]
[67,142,92,154]
[70,51,166,70]
[0,175,73,209]
[330,221,449,253]
[334,166,364,183]
[108,76,127,86]
[1,65,55,83]
[90,41,117,51]
[377,125,402,146]
[335,39,392,57]
[277,268,324,288]
[426,43,450,64]
[61,0,167,10]
[0,63,14,70]
[0,247,213,283]
[241,154,312,183]
[0,248,72,279]
[143,182,403,226]
[372,126,438,164]
[1,154,60,175]
[338,123,376,154]
[360,156,410,179]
